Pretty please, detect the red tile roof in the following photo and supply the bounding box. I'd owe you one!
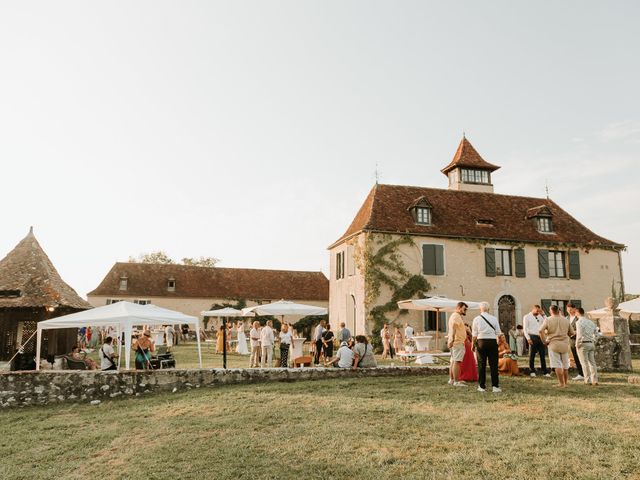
[441,137,501,175]
[88,263,329,301]
[330,184,623,249]
[0,228,92,309]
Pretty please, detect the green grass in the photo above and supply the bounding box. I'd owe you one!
[1,368,639,479]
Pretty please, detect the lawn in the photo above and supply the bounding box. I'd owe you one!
[1,368,638,479]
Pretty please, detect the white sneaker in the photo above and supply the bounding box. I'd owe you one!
[530,372,536,377]
[573,375,584,381]
[492,387,502,393]
[447,379,454,385]
[453,382,468,387]
[477,386,486,392]
[544,373,551,377]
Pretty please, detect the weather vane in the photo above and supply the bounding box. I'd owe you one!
[545,180,550,199]
[375,162,380,184]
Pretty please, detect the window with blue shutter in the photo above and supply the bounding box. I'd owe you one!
[568,250,581,279]
[485,248,496,277]
[423,244,444,276]
[514,248,526,278]
[538,249,549,278]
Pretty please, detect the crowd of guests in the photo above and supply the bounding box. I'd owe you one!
[447,301,600,392]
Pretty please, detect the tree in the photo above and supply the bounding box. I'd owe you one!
[129,251,175,264]
[181,256,220,268]
[128,252,220,267]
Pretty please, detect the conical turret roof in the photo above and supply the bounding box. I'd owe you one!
[0,228,91,309]
[441,136,501,175]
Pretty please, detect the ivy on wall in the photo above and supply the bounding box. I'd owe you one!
[355,233,430,351]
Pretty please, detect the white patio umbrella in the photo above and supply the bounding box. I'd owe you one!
[241,300,328,318]
[397,296,483,347]
[588,298,640,320]
[201,307,254,368]
[35,301,202,370]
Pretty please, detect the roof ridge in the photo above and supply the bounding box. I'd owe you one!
[114,262,325,274]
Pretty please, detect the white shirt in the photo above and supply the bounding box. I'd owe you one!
[522,312,545,341]
[249,328,261,347]
[99,343,115,370]
[279,331,292,345]
[472,313,502,339]
[314,325,325,341]
[260,326,275,346]
[404,326,414,339]
[335,346,354,368]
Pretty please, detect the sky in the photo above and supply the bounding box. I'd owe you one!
[1,1,639,297]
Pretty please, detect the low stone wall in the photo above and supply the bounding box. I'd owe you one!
[0,366,447,409]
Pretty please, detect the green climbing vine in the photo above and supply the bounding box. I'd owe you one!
[355,233,431,351]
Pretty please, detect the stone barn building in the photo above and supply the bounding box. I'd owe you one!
[0,228,91,368]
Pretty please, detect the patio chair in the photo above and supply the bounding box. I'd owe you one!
[63,356,88,370]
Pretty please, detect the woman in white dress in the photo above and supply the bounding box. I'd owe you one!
[235,322,249,355]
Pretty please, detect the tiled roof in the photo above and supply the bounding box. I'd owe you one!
[330,184,624,249]
[0,228,92,309]
[88,263,329,301]
[441,137,501,175]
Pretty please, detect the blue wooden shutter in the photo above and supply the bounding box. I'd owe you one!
[538,249,549,278]
[435,245,444,275]
[484,248,496,277]
[569,250,581,279]
[541,299,552,316]
[423,245,435,275]
[514,248,526,278]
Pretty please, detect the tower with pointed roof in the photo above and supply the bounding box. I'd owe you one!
[441,136,500,193]
[0,228,91,365]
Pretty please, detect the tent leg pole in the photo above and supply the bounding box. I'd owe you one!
[35,328,42,371]
[196,319,203,369]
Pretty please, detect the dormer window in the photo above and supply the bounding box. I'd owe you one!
[527,205,554,233]
[167,278,176,292]
[537,217,553,233]
[409,196,432,226]
[119,276,128,291]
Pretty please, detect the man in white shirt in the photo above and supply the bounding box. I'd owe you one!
[575,307,599,386]
[249,321,261,368]
[522,305,550,377]
[404,323,414,340]
[471,302,502,393]
[260,320,275,368]
[99,336,118,371]
[326,341,355,368]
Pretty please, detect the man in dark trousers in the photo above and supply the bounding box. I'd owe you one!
[522,305,550,377]
[566,302,584,381]
[313,320,326,365]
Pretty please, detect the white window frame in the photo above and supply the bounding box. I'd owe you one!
[548,251,566,278]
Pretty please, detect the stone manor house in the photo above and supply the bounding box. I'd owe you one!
[328,137,625,340]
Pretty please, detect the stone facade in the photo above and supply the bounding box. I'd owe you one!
[0,366,446,409]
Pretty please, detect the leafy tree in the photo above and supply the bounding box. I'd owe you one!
[182,256,220,268]
[128,251,220,267]
[129,251,175,264]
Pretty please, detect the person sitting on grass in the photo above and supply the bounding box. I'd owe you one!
[352,335,377,369]
[325,341,354,368]
[497,334,520,376]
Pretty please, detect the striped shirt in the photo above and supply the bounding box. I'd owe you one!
[575,317,598,346]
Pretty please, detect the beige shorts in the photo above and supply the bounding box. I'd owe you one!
[549,349,569,369]
[450,343,465,363]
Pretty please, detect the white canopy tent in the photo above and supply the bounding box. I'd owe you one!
[35,301,202,370]
[397,296,484,346]
[587,298,640,320]
[201,307,254,317]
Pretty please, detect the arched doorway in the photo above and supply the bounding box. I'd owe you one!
[347,294,356,334]
[498,295,516,333]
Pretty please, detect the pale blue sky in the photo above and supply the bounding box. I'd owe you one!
[1,1,638,296]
